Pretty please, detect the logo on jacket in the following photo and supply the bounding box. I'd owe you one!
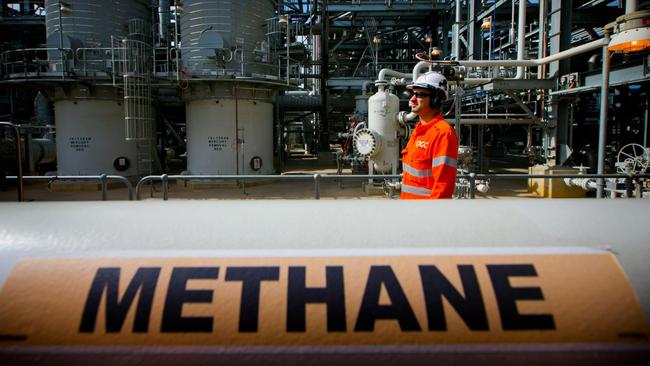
[415,140,429,149]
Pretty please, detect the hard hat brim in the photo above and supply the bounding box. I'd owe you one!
[406,82,435,91]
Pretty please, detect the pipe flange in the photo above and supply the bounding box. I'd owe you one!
[353,128,381,157]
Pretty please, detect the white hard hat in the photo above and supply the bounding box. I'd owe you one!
[406,71,448,99]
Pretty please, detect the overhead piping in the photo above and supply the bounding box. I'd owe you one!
[410,37,609,83]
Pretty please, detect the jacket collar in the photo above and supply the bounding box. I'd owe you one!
[415,113,444,132]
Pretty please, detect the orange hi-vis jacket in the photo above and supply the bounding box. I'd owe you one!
[400,114,458,199]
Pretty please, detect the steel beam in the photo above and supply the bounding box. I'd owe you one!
[504,91,542,124]
[326,3,443,12]
[327,78,372,89]
[480,79,555,90]
[447,118,535,125]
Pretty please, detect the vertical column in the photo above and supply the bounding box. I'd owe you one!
[467,0,482,60]
[441,10,451,57]
[452,0,461,59]
[319,0,330,151]
[596,33,611,199]
[545,0,572,165]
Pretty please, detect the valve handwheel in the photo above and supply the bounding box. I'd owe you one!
[616,143,650,174]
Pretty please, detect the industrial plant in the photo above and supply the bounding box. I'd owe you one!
[0,1,649,364]
[0,0,647,199]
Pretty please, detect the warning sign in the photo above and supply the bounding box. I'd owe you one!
[0,252,648,346]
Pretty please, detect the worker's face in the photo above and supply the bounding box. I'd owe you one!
[409,88,432,114]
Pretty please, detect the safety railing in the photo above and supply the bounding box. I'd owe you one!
[5,175,133,201]
[1,48,64,78]
[3,173,648,201]
[463,173,650,199]
[134,173,650,201]
[75,47,127,78]
[179,46,284,81]
[1,47,121,80]
[1,46,291,84]
[135,174,331,200]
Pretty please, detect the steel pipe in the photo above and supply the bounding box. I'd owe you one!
[515,0,527,78]
[377,68,412,82]
[597,32,611,199]
[410,37,608,76]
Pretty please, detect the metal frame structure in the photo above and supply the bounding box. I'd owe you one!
[0,0,648,200]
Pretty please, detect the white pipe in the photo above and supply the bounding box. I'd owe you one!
[596,33,611,199]
[537,0,547,79]
[411,39,604,83]
[397,111,418,125]
[510,0,516,44]
[452,0,461,58]
[515,0,527,79]
[409,37,608,83]
[627,0,638,14]
[377,68,412,82]
[564,177,598,191]
[412,62,431,81]
[455,38,609,68]
[158,0,170,44]
[362,81,373,95]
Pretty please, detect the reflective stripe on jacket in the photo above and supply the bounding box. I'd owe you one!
[400,114,458,199]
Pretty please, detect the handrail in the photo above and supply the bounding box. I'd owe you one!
[5,175,133,201]
[1,48,67,79]
[0,122,23,201]
[3,172,648,201]
[135,174,320,200]
[135,173,650,201]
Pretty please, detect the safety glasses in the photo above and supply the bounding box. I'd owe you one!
[411,92,432,98]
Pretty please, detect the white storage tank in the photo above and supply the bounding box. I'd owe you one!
[43,0,150,176]
[367,84,400,173]
[44,0,149,69]
[180,0,282,175]
[54,95,138,176]
[180,0,274,77]
[186,96,274,175]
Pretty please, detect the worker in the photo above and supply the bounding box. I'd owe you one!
[401,71,458,199]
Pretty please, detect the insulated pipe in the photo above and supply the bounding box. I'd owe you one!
[461,38,608,67]
[0,138,57,165]
[510,0,516,44]
[452,0,461,58]
[564,177,598,191]
[537,0,547,79]
[0,200,650,365]
[397,111,418,125]
[515,0,527,79]
[411,37,609,84]
[158,0,170,45]
[597,32,611,199]
[362,81,373,95]
[377,68,412,83]
[627,0,638,13]
[412,62,431,82]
